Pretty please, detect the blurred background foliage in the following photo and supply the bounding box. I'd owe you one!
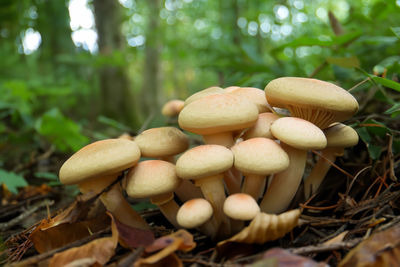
[0,0,399,189]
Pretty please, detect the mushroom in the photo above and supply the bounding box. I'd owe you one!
[59,139,149,229]
[231,138,289,199]
[242,112,281,140]
[179,93,258,147]
[184,86,224,106]
[177,198,216,238]
[161,99,185,117]
[260,117,327,214]
[175,144,233,235]
[133,126,202,202]
[223,193,260,234]
[125,160,182,228]
[226,87,271,113]
[304,123,359,198]
[265,77,359,129]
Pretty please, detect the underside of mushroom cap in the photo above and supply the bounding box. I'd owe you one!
[59,139,141,185]
[178,94,258,135]
[271,117,327,150]
[265,77,359,129]
[176,144,233,180]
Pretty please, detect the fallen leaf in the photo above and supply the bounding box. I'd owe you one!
[323,231,349,246]
[218,209,301,248]
[134,230,196,267]
[115,218,155,249]
[48,212,119,267]
[339,225,400,267]
[29,193,109,253]
[251,248,328,267]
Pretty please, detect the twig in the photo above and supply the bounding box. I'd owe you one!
[0,199,54,231]
[289,238,362,255]
[387,134,397,181]
[311,150,354,179]
[348,77,370,92]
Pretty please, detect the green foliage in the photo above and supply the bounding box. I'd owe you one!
[0,169,28,194]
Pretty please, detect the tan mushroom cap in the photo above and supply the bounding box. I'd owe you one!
[324,123,359,148]
[223,193,260,220]
[231,138,289,175]
[224,86,240,93]
[265,77,359,129]
[271,117,327,150]
[176,145,233,180]
[227,87,270,113]
[184,86,224,106]
[125,160,180,198]
[161,99,185,117]
[177,198,213,228]
[179,94,258,135]
[59,139,141,185]
[243,112,281,139]
[134,127,189,158]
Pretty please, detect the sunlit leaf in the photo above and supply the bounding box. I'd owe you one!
[371,76,400,92]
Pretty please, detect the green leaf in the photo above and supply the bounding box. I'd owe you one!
[35,108,89,152]
[327,56,360,68]
[384,103,400,118]
[97,116,131,131]
[35,172,59,180]
[391,27,400,38]
[0,169,28,194]
[371,76,400,92]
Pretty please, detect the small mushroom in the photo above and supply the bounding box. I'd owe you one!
[177,198,216,238]
[304,123,359,198]
[231,138,289,200]
[59,139,149,229]
[223,193,260,234]
[125,160,182,229]
[161,99,185,117]
[176,144,233,235]
[260,117,327,214]
[242,112,281,140]
[184,86,224,106]
[226,87,271,113]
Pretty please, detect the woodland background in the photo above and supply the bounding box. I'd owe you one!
[0,0,399,203]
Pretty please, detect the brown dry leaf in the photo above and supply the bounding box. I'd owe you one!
[248,248,328,267]
[29,193,109,253]
[218,209,301,248]
[48,212,119,267]
[115,218,155,249]
[339,225,400,267]
[134,230,196,267]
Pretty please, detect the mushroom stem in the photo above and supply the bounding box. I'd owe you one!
[174,180,204,202]
[260,143,306,214]
[151,193,181,229]
[223,169,241,194]
[202,132,235,148]
[304,147,344,199]
[100,183,150,229]
[241,173,266,200]
[194,174,231,235]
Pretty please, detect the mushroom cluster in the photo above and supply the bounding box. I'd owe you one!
[59,77,359,241]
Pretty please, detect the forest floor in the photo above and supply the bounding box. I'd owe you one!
[1,137,400,267]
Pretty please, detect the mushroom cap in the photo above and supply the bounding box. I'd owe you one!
[179,94,258,135]
[243,112,281,140]
[324,123,359,148]
[184,86,224,106]
[134,127,189,158]
[223,193,260,220]
[265,77,359,129]
[271,117,327,150]
[177,198,213,228]
[161,99,185,117]
[59,139,141,185]
[227,87,270,113]
[231,138,289,175]
[125,160,180,198]
[224,86,241,93]
[176,145,233,180]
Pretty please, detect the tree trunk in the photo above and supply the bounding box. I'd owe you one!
[93,0,139,128]
[140,0,161,119]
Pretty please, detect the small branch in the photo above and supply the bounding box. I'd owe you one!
[289,238,361,255]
